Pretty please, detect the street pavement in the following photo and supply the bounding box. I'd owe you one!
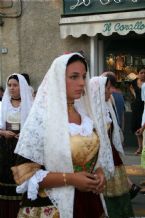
[123,112,145,217]
[124,144,145,218]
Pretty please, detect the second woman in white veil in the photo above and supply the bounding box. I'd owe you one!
[89,76,134,218]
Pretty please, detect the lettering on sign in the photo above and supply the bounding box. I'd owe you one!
[103,21,145,33]
[70,0,138,10]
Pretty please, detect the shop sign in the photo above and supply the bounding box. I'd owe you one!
[63,0,145,16]
[103,20,145,34]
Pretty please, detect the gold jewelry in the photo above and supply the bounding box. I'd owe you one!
[62,173,67,186]
[67,102,74,112]
[11,97,21,101]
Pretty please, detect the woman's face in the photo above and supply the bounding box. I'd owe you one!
[7,78,20,98]
[105,80,111,101]
[66,61,87,102]
[138,69,145,82]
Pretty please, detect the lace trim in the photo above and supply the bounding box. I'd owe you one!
[16,170,48,200]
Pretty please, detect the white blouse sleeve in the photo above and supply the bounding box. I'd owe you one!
[16,169,48,200]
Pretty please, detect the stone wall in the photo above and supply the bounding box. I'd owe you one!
[0,0,89,90]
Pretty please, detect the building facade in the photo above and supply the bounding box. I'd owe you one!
[0,0,89,90]
[0,0,145,91]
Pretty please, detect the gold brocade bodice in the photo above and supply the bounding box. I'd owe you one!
[70,131,100,169]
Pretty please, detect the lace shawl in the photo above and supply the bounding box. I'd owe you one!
[141,82,145,101]
[0,73,33,129]
[106,101,124,155]
[89,77,114,177]
[89,76,124,178]
[15,53,94,218]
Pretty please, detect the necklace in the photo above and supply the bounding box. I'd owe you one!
[67,102,74,112]
[11,97,21,101]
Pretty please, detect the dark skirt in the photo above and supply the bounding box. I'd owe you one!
[104,193,134,218]
[73,189,105,218]
[0,136,22,218]
[131,100,144,133]
[104,140,134,218]
[0,199,20,218]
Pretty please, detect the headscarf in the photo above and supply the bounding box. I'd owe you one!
[14,54,114,218]
[88,77,124,177]
[0,73,33,129]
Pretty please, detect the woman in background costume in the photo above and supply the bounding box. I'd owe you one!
[89,76,134,218]
[0,74,33,218]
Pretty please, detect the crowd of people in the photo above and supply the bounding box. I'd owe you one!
[0,52,144,218]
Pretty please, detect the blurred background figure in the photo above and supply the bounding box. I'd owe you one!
[101,72,141,199]
[136,81,145,194]
[141,82,145,173]
[101,71,125,131]
[129,67,145,155]
[0,86,4,101]
[89,76,134,218]
[0,73,33,218]
[0,86,4,120]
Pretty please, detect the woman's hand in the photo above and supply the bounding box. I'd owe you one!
[1,130,16,139]
[136,128,143,136]
[15,133,20,139]
[93,167,106,193]
[70,171,100,192]
[37,170,106,192]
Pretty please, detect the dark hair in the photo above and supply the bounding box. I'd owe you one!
[0,86,4,92]
[105,74,116,87]
[105,77,110,86]
[137,66,145,73]
[21,73,30,85]
[67,54,87,72]
[8,75,19,82]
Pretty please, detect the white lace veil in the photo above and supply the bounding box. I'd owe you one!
[141,82,145,101]
[89,76,114,177]
[15,53,94,218]
[0,73,33,129]
[106,100,124,155]
[89,77,124,178]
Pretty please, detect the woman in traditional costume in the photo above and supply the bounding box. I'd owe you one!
[0,74,33,218]
[89,76,134,218]
[129,67,145,155]
[12,53,115,218]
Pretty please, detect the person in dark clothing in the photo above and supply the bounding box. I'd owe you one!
[129,67,145,155]
[101,71,125,131]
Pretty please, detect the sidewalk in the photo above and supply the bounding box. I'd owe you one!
[124,145,145,217]
[119,112,145,217]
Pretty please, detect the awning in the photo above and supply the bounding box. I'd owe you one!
[59,10,145,39]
